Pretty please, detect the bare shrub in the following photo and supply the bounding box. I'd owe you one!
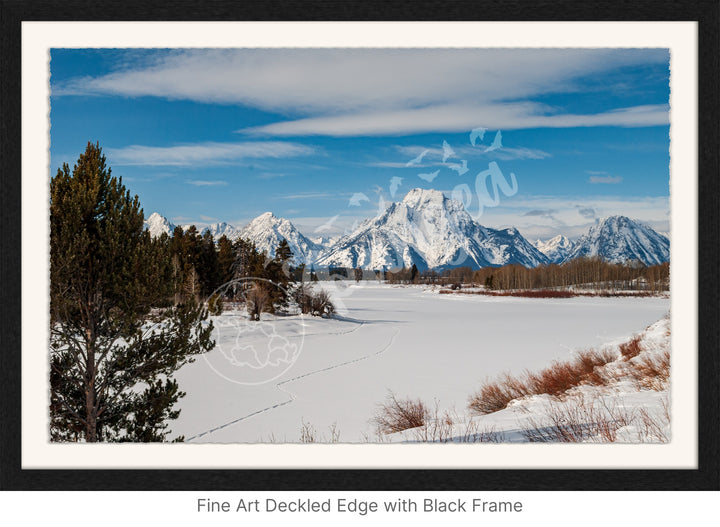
[412,405,506,443]
[246,282,269,321]
[327,422,341,443]
[294,283,336,317]
[412,401,455,443]
[299,419,317,443]
[636,396,670,442]
[372,392,427,434]
[522,400,593,442]
[521,394,637,443]
[298,420,342,443]
[311,289,335,317]
[454,418,505,443]
[293,282,314,314]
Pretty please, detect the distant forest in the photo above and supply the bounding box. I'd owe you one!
[386,259,669,292]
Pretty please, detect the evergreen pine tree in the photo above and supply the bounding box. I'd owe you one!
[50,142,214,442]
[199,230,221,297]
[263,239,294,312]
[410,263,418,283]
[216,234,235,286]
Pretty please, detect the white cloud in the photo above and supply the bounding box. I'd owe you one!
[106,141,316,166]
[242,103,669,137]
[55,49,669,137]
[478,195,669,240]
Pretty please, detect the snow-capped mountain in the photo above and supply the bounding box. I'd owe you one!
[239,212,325,265]
[144,213,240,240]
[311,235,340,247]
[534,235,575,264]
[316,188,548,270]
[566,216,670,265]
[144,206,669,270]
[202,222,242,241]
[143,212,175,238]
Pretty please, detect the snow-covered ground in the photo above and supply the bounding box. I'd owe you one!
[391,316,671,443]
[172,282,669,443]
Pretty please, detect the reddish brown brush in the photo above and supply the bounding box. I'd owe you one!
[468,373,528,414]
[440,289,655,298]
[630,351,670,390]
[469,348,619,414]
[372,392,428,434]
[574,349,616,385]
[619,335,643,360]
[526,362,584,396]
[496,290,576,298]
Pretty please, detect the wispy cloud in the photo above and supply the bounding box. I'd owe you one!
[187,180,228,186]
[577,207,597,219]
[370,143,552,169]
[243,103,669,137]
[478,195,669,240]
[200,215,218,221]
[589,175,623,184]
[279,192,335,200]
[106,141,315,166]
[55,48,669,137]
[489,147,553,161]
[523,209,558,220]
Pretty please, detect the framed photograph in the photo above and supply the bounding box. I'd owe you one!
[1,1,718,491]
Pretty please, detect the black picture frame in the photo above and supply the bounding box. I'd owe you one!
[1,0,718,491]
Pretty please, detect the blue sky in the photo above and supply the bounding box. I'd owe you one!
[50,48,670,240]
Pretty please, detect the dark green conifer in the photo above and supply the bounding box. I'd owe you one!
[50,142,214,442]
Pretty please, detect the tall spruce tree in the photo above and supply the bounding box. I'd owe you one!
[216,234,235,286]
[266,239,294,311]
[50,142,214,442]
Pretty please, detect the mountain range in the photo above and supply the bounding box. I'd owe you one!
[144,188,670,269]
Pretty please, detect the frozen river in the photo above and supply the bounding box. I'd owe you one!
[173,283,670,443]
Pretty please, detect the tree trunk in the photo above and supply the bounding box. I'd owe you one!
[84,323,98,442]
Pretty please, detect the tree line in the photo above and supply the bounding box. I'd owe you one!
[379,259,669,292]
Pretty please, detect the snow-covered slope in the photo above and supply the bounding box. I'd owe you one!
[202,222,242,241]
[311,235,340,247]
[144,213,241,241]
[534,235,575,264]
[240,212,325,264]
[316,188,548,270]
[566,216,670,265]
[143,212,175,238]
